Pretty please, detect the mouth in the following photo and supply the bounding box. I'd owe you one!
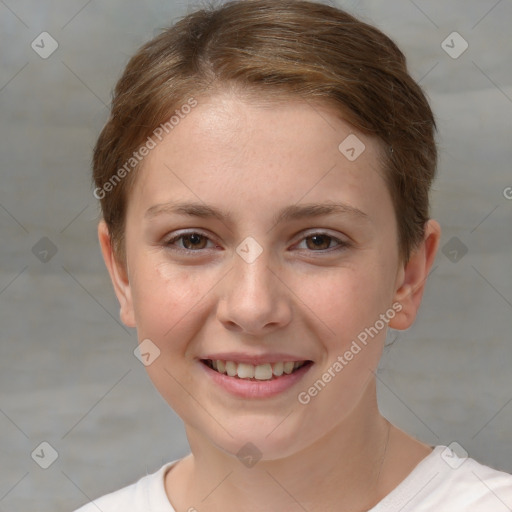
[200,359,313,381]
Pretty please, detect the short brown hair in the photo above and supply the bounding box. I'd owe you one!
[92,0,437,264]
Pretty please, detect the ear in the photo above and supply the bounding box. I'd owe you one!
[388,219,441,330]
[98,220,136,328]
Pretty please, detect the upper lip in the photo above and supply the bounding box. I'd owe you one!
[200,352,312,365]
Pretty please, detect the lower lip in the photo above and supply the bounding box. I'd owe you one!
[199,361,313,399]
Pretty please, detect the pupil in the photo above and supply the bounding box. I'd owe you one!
[185,234,204,249]
[309,235,329,250]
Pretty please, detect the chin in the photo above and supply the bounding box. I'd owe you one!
[203,417,311,463]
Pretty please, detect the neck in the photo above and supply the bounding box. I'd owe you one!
[168,381,404,512]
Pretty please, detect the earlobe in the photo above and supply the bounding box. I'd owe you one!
[97,220,136,328]
[388,219,441,331]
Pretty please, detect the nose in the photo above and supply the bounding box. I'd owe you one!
[216,247,292,336]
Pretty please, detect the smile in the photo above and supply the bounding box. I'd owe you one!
[201,359,311,381]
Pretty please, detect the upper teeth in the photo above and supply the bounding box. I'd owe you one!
[208,360,306,380]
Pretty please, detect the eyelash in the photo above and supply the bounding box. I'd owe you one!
[163,231,350,255]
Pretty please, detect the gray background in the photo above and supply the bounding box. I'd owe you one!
[1,0,511,510]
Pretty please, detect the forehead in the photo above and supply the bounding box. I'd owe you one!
[127,91,391,226]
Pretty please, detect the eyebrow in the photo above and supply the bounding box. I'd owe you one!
[145,201,370,226]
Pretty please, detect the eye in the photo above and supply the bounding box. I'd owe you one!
[164,231,217,252]
[295,232,350,252]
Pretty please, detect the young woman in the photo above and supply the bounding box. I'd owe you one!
[76,1,512,510]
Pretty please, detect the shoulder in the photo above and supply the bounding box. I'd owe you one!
[440,447,512,506]
[73,460,179,512]
[437,448,512,508]
[373,445,512,511]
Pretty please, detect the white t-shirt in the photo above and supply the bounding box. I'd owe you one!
[74,445,512,511]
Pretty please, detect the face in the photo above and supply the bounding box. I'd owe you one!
[103,91,420,460]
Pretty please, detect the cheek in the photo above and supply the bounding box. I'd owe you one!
[293,268,389,434]
[301,263,390,347]
[128,256,210,409]
[130,255,203,344]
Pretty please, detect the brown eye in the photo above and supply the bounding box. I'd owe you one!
[181,233,208,250]
[297,232,350,252]
[165,232,214,251]
[305,234,333,250]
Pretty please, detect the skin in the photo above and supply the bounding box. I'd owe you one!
[99,90,441,511]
